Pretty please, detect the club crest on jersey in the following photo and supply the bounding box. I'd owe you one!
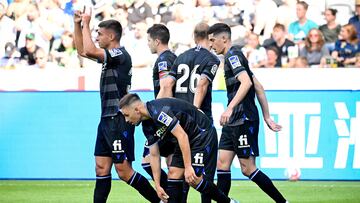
[158,61,167,71]
[157,112,173,126]
[211,64,218,75]
[109,48,123,57]
[229,55,241,69]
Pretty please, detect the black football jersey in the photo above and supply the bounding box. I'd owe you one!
[100,47,132,117]
[223,46,259,126]
[143,98,213,147]
[169,45,220,119]
[152,50,177,98]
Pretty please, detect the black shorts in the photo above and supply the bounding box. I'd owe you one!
[170,127,218,181]
[219,120,259,158]
[218,125,234,151]
[142,139,177,158]
[94,113,135,163]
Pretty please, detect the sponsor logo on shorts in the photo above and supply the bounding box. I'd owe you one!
[112,140,124,153]
[238,134,250,148]
[193,153,204,166]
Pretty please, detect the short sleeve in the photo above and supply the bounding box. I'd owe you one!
[104,48,126,66]
[226,53,246,77]
[199,55,220,82]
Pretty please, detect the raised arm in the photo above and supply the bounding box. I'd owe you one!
[81,8,105,62]
[73,8,85,56]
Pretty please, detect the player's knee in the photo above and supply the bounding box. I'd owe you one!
[115,163,134,181]
[95,163,110,176]
[240,167,251,177]
[217,158,230,170]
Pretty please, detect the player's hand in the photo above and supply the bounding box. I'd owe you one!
[81,6,92,25]
[73,7,84,24]
[155,185,169,202]
[265,117,282,132]
[220,108,233,126]
[184,166,198,185]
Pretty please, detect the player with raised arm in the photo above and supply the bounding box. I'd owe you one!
[73,7,160,203]
[208,23,288,203]
[141,23,177,192]
[119,94,238,203]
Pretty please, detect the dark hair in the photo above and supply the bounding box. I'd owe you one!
[297,1,309,10]
[208,23,231,39]
[327,8,337,16]
[147,24,170,44]
[194,22,209,41]
[98,20,123,41]
[119,93,141,109]
[266,46,279,57]
[273,23,286,31]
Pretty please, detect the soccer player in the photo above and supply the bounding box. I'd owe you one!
[119,94,238,203]
[141,23,177,190]
[163,22,220,121]
[73,8,160,203]
[160,22,220,202]
[208,23,288,203]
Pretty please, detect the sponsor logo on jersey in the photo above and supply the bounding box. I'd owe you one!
[155,125,167,138]
[210,64,218,75]
[109,48,123,57]
[229,55,241,69]
[158,61,168,71]
[157,111,173,126]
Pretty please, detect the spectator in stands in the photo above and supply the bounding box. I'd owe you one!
[319,8,341,53]
[155,0,176,24]
[252,0,278,41]
[50,31,79,68]
[127,0,153,27]
[0,0,16,58]
[19,33,40,65]
[332,24,360,67]
[264,23,296,67]
[348,0,360,40]
[123,21,153,68]
[167,3,193,55]
[6,0,29,21]
[32,48,57,69]
[0,42,20,69]
[299,28,329,67]
[288,1,318,45]
[264,46,279,68]
[16,3,52,52]
[294,56,309,68]
[241,32,267,68]
[276,0,297,30]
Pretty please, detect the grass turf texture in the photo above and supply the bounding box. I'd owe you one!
[1,180,360,202]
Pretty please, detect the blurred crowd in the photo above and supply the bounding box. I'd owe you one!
[1,0,360,70]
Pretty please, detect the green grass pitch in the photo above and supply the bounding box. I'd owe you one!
[1,180,360,202]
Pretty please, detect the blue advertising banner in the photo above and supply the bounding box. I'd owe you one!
[0,91,359,180]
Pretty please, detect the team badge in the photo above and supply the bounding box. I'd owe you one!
[229,55,241,69]
[210,64,218,75]
[158,61,168,71]
[109,48,123,57]
[157,111,173,126]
